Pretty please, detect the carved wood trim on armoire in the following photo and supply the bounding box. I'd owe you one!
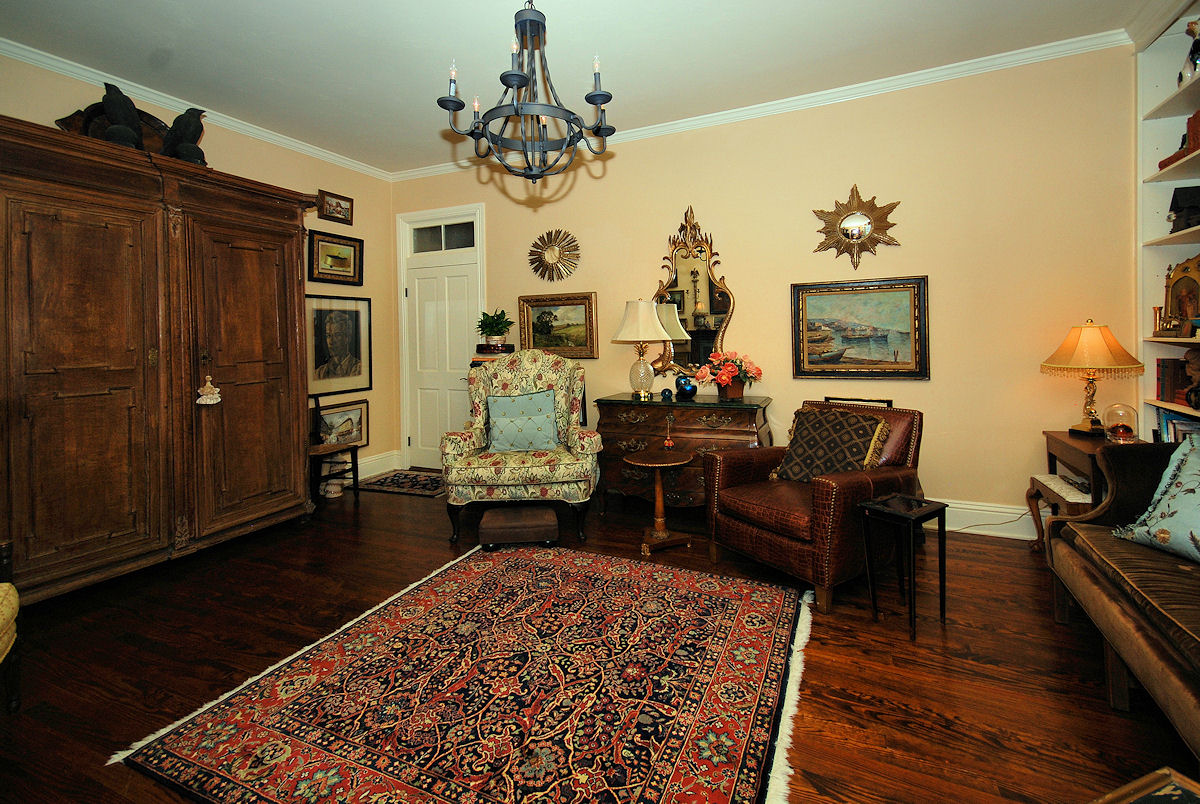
[0,114,316,603]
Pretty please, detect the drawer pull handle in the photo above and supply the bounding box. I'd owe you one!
[618,412,649,424]
[697,414,733,428]
[694,446,722,456]
[621,468,649,481]
[617,439,647,453]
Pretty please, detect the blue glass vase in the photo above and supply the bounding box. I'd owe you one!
[674,375,697,400]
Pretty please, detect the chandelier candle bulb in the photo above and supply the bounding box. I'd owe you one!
[511,39,519,70]
[448,61,457,96]
[593,55,601,91]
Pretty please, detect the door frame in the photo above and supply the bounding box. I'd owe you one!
[397,203,485,469]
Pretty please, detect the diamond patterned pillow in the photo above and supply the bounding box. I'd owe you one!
[771,407,891,482]
[487,390,558,452]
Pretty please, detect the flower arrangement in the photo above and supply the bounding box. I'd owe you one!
[693,351,762,386]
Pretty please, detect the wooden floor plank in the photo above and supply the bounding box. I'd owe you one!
[0,490,1192,803]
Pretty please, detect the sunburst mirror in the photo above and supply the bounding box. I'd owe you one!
[813,185,900,269]
[528,229,580,281]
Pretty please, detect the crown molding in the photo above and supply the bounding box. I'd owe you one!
[1125,0,1194,50]
[0,36,391,180]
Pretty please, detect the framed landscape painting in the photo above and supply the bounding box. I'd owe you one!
[790,276,929,379]
[316,398,368,448]
[518,292,598,359]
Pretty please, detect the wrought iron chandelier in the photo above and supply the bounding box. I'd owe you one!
[437,1,614,184]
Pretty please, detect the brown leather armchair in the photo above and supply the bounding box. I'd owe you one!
[704,400,923,614]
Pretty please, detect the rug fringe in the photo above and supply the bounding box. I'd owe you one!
[762,588,815,803]
[108,546,482,766]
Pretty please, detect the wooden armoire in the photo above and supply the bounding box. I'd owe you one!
[0,114,315,603]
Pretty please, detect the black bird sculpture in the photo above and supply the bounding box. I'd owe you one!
[160,107,206,165]
[100,82,143,149]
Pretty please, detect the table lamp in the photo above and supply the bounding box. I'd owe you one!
[612,300,671,400]
[1040,319,1144,436]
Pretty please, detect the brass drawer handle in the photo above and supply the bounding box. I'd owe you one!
[694,445,725,456]
[617,439,647,453]
[618,411,649,424]
[621,468,649,481]
[697,414,733,429]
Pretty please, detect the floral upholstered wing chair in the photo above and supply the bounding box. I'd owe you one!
[441,349,602,542]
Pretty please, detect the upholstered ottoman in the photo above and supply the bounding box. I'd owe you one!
[478,504,559,548]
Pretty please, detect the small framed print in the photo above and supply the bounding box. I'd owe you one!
[315,398,368,448]
[518,292,598,358]
[317,189,353,225]
[306,294,372,395]
[309,230,364,286]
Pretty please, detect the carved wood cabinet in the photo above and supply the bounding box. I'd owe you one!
[594,393,772,507]
[0,114,315,602]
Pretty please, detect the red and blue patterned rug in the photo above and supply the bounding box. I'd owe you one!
[358,468,445,497]
[113,547,812,803]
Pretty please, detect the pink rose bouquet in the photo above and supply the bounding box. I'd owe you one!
[693,351,763,387]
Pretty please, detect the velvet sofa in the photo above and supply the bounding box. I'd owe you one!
[1046,442,1200,761]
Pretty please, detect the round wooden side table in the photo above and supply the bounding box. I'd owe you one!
[622,448,694,556]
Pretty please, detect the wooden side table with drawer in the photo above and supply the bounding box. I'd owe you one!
[595,393,772,508]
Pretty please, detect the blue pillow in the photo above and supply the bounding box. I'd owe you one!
[487,390,558,452]
[1113,434,1200,564]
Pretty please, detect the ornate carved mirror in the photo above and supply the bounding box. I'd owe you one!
[651,207,734,375]
[813,185,900,270]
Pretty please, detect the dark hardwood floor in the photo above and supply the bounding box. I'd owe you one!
[0,490,1192,803]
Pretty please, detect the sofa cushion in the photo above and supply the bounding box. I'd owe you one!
[443,443,595,487]
[487,390,558,451]
[772,407,890,482]
[717,480,814,541]
[1114,435,1200,564]
[1070,522,1200,674]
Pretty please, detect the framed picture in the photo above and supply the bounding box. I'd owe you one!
[316,189,354,225]
[665,289,687,318]
[308,230,364,286]
[790,276,929,379]
[306,295,372,395]
[316,398,368,448]
[518,292,598,359]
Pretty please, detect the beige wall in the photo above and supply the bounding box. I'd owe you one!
[1,44,1138,522]
[395,45,1138,516]
[0,54,399,461]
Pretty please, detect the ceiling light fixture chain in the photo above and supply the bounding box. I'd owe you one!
[437,0,614,184]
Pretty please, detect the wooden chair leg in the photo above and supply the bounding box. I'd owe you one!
[446,504,462,543]
[813,584,832,614]
[1,636,19,714]
[569,501,589,542]
[1104,641,1131,711]
[1051,574,1073,625]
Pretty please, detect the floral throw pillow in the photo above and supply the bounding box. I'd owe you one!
[487,390,558,452]
[1113,434,1200,564]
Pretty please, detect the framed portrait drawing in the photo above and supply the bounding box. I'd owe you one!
[306,295,372,395]
[308,230,364,286]
[790,276,929,379]
[517,292,598,359]
[316,189,354,225]
[315,398,368,448]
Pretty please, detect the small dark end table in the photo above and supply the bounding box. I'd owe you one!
[860,493,948,640]
[622,449,694,556]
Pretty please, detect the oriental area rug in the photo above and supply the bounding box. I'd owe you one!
[357,468,445,497]
[112,547,813,803]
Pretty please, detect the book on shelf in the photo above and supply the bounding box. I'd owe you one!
[1157,357,1190,405]
[1157,406,1200,442]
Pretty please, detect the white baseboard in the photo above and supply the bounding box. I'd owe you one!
[940,499,1037,542]
[358,449,405,481]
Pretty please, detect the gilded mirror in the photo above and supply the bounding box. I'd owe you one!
[813,185,900,269]
[651,207,733,375]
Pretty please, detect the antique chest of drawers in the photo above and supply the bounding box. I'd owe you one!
[594,393,773,507]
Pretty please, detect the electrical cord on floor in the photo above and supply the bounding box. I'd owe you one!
[951,509,1033,532]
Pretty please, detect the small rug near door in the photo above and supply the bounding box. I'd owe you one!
[358,468,445,497]
[112,548,813,804]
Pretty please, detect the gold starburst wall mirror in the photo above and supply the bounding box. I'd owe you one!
[529,229,580,281]
[814,185,900,269]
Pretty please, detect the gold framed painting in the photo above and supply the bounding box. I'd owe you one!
[518,292,598,359]
[308,230,364,286]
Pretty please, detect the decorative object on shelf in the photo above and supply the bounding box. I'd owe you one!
[517,292,597,358]
[1170,186,1200,233]
[813,185,900,270]
[674,374,697,401]
[1040,319,1144,437]
[477,308,515,346]
[100,83,143,149]
[306,295,373,395]
[435,1,614,184]
[475,342,516,355]
[316,189,354,225]
[316,398,369,448]
[694,351,761,402]
[651,207,734,376]
[660,389,673,402]
[160,108,206,165]
[528,229,580,280]
[195,376,221,405]
[1186,348,1200,410]
[612,300,671,400]
[1102,403,1138,443]
[1158,254,1200,337]
[1181,20,1200,87]
[790,276,930,379]
[308,229,364,286]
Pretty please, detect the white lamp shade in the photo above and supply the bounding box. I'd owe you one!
[656,303,691,342]
[612,300,671,342]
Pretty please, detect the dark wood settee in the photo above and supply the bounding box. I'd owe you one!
[1046,442,1200,762]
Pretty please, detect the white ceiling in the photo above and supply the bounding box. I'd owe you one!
[0,0,1189,176]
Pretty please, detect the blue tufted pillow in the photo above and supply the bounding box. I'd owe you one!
[1113,434,1200,564]
[487,390,558,452]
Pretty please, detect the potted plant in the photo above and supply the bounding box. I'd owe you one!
[477,308,515,346]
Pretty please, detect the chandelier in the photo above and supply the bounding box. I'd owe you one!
[436,1,614,184]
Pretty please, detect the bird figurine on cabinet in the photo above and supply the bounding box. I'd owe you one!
[160,108,207,165]
[100,82,143,149]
